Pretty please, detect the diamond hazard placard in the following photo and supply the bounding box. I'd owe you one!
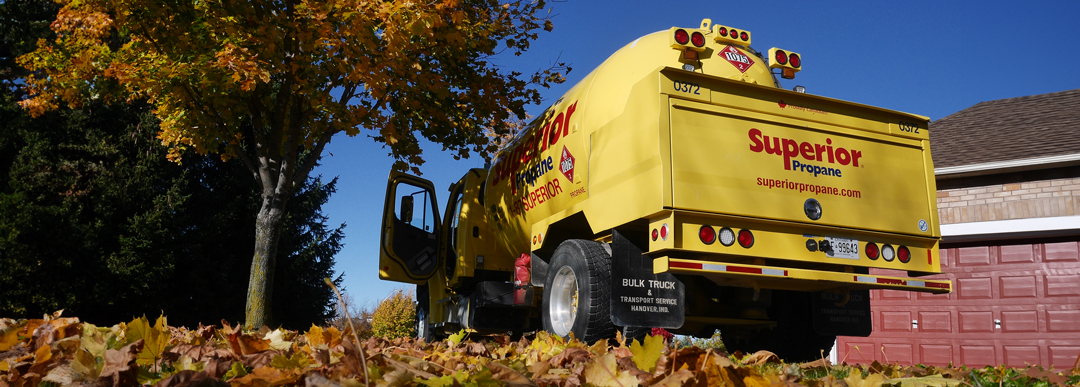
[718,45,754,73]
[560,146,575,182]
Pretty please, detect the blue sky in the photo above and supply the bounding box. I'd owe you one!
[314,0,1080,308]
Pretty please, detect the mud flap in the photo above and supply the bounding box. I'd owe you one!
[811,289,872,337]
[610,230,685,329]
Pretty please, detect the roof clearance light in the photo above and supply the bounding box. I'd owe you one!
[865,243,880,260]
[712,24,751,45]
[719,227,736,246]
[660,224,669,241]
[674,29,690,45]
[737,229,754,248]
[670,27,707,52]
[898,246,911,263]
[775,50,788,65]
[769,47,802,79]
[882,244,896,262]
[691,31,706,47]
[651,229,659,241]
[699,225,716,245]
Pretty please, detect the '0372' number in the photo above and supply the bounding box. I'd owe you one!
[899,121,921,134]
[673,80,700,95]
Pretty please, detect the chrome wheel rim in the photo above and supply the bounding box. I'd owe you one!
[549,265,579,336]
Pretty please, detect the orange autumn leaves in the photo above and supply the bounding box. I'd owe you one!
[17,0,559,170]
[2,312,1076,387]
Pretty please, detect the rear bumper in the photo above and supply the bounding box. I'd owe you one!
[655,256,951,294]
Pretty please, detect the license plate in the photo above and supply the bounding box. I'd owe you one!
[826,237,859,260]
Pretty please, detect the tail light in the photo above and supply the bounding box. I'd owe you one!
[737,229,754,248]
[718,227,735,246]
[699,225,716,245]
[712,24,751,45]
[768,48,802,80]
[691,31,706,48]
[651,224,670,241]
[775,50,788,65]
[898,246,911,263]
[674,29,690,45]
[865,242,880,260]
[881,244,896,262]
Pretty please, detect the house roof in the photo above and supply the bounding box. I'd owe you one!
[930,88,1080,170]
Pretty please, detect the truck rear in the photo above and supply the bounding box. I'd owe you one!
[379,18,949,360]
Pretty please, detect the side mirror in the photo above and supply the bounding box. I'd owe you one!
[400,195,414,224]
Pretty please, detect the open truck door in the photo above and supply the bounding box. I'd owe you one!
[380,171,441,284]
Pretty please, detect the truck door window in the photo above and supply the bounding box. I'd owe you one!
[445,189,464,275]
[448,190,464,251]
[395,182,436,233]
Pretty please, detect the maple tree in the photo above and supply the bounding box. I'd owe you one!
[2,0,344,324]
[18,0,564,327]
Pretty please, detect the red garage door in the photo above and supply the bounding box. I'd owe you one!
[837,241,1080,368]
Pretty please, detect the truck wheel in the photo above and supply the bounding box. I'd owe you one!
[415,285,437,342]
[724,290,835,362]
[542,240,616,343]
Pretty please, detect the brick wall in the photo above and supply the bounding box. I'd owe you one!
[937,177,1080,225]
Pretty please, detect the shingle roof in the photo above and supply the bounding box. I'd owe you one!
[930,88,1080,169]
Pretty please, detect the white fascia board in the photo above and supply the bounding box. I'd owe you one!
[941,215,1080,243]
[935,153,1080,177]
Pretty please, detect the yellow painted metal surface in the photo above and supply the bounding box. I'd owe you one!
[474,18,941,288]
[668,97,934,236]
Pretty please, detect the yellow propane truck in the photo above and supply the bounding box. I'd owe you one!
[379,19,950,360]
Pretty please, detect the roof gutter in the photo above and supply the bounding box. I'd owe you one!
[935,153,1080,179]
[941,215,1080,244]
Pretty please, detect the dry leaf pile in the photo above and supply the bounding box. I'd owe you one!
[2,311,1077,386]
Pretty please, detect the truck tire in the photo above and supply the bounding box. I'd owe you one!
[724,290,835,362]
[415,285,437,342]
[542,240,616,343]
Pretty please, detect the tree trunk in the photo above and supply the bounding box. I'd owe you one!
[245,193,288,328]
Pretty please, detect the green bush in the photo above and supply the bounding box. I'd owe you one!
[370,289,416,339]
[677,329,725,351]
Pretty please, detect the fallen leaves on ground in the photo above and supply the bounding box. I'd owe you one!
[1,312,1077,386]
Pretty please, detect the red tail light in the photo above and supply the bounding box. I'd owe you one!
[775,50,788,65]
[865,243,880,260]
[898,246,911,263]
[691,31,706,47]
[737,229,754,248]
[699,225,716,245]
[674,29,690,45]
